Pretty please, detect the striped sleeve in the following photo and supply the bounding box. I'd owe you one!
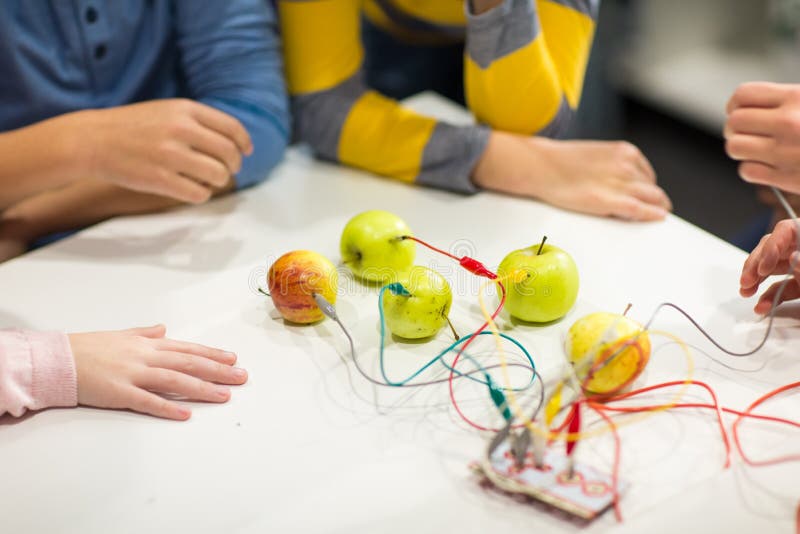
[278,0,490,194]
[464,0,598,137]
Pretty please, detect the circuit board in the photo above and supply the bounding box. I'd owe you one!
[471,442,626,520]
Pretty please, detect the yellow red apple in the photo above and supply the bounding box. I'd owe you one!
[565,312,651,396]
[268,250,338,324]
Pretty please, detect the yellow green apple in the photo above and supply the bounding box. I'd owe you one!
[565,312,651,396]
[497,242,579,323]
[382,266,452,339]
[340,210,416,283]
[268,250,338,324]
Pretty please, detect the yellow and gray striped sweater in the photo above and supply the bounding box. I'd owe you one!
[279,0,597,193]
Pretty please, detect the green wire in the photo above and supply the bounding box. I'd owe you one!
[378,284,537,395]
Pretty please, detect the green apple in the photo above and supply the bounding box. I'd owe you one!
[382,266,452,339]
[497,241,579,323]
[565,312,651,396]
[340,210,416,283]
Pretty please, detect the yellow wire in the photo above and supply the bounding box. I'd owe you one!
[476,276,697,442]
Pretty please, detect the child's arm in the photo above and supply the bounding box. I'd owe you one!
[0,100,251,211]
[0,324,247,420]
[279,0,670,221]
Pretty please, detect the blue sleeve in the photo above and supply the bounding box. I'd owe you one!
[174,0,290,190]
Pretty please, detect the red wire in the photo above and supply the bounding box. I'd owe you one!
[589,404,623,522]
[407,234,800,526]
[600,380,731,468]
[447,281,508,431]
[403,234,514,431]
[402,235,461,261]
[731,381,800,467]
[599,402,800,429]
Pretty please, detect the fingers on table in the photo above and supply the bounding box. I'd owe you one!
[602,192,668,222]
[143,166,213,204]
[624,181,673,211]
[125,386,192,420]
[154,350,247,385]
[155,338,238,365]
[137,367,232,402]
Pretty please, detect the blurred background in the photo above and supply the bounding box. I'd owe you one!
[573,0,800,251]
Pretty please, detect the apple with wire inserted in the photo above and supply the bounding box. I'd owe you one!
[340,210,416,283]
[267,250,338,324]
[497,237,579,323]
[382,266,453,339]
[565,311,651,396]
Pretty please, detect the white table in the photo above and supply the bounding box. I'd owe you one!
[1,95,798,533]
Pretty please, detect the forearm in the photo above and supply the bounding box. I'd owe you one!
[0,179,181,243]
[0,114,89,210]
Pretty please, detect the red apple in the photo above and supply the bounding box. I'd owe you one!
[268,250,338,324]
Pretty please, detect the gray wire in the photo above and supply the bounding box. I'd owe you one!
[591,187,800,376]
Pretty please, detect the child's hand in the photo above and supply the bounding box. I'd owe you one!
[75,99,252,204]
[472,133,672,221]
[740,219,800,314]
[69,324,247,420]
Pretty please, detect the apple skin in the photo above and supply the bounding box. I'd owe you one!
[497,244,579,323]
[268,250,338,324]
[340,210,416,283]
[565,312,651,396]
[382,266,452,339]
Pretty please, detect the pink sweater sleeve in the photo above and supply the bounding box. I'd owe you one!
[0,329,78,417]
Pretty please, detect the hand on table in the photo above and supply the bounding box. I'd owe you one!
[740,218,800,314]
[725,82,800,194]
[70,324,248,420]
[75,98,252,203]
[472,132,672,221]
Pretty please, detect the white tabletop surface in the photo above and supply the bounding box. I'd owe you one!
[0,95,798,533]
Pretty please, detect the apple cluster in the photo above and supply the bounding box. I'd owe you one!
[263,210,651,395]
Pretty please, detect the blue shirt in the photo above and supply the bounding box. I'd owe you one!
[0,0,290,190]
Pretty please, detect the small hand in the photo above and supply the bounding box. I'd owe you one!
[473,132,672,221]
[75,99,252,204]
[740,219,800,314]
[70,324,248,420]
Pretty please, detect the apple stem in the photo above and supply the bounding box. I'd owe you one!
[257,287,271,297]
[446,315,460,341]
[623,303,632,316]
[537,235,548,255]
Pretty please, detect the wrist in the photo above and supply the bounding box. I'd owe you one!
[471,132,555,196]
